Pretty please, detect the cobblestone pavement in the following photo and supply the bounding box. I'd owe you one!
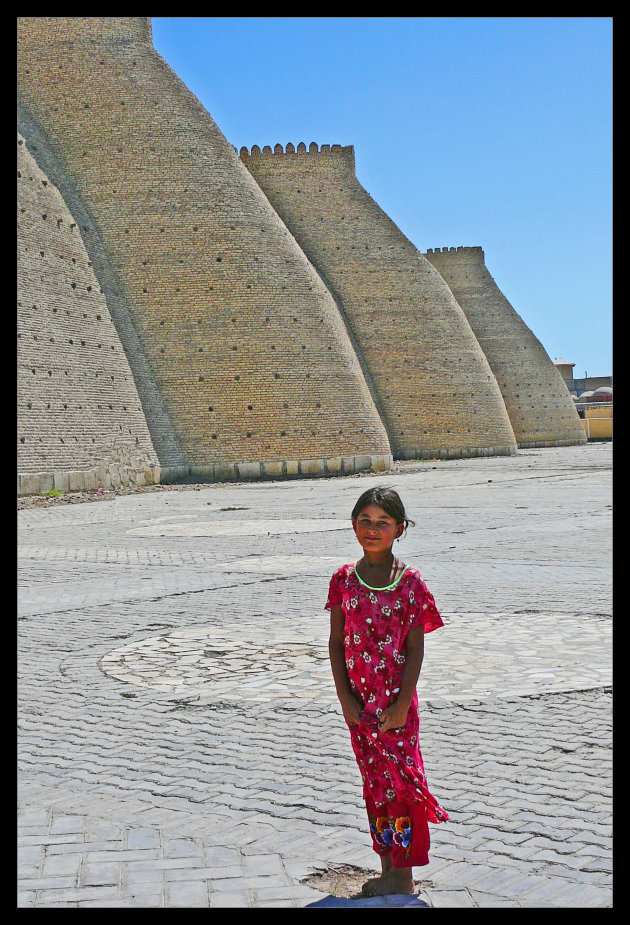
[18,443,612,907]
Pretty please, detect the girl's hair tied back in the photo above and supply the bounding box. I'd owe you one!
[351,486,415,530]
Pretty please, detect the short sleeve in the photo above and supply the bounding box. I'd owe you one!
[325,568,343,610]
[408,575,444,634]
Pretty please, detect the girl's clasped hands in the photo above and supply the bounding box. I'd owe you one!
[341,692,408,734]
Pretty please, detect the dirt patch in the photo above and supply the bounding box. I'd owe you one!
[301,864,425,900]
[301,865,378,900]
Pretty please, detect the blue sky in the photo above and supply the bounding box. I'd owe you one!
[152,16,612,378]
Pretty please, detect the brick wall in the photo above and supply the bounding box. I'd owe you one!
[17,132,161,495]
[241,143,517,460]
[17,17,392,486]
[424,247,586,447]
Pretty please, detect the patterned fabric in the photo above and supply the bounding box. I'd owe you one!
[326,564,449,825]
[366,793,431,867]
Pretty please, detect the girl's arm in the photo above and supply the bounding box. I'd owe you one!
[328,604,363,725]
[378,626,425,733]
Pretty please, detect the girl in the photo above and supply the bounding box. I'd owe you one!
[326,486,449,897]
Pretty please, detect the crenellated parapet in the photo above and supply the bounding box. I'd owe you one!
[426,246,485,262]
[241,141,354,161]
[240,143,356,179]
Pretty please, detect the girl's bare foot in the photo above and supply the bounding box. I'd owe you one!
[361,866,414,896]
[360,854,391,896]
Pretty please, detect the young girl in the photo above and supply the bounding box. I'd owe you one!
[326,486,449,897]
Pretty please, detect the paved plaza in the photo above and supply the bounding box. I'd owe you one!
[17,442,612,907]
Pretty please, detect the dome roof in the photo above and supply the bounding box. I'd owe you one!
[594,386,612,394]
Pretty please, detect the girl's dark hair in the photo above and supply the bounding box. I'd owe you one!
[351,486,415,530]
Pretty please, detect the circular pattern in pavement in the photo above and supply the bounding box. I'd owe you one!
[99,611,611,704]
[99,624,331,701]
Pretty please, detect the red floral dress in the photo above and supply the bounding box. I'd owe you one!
[326,563,449,864]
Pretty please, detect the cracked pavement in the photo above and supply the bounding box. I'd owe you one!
[18,443,612,907]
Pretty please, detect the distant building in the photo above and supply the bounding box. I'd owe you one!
[553,358,612,398]
[554,360,612,441]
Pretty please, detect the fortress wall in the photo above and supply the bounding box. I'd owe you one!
[18,103,188,474]
[424,247,587,447]
[241,143,517,460]
[17,132,161,496]
[17,17,392,483]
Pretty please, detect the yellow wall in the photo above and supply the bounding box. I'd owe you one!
[585,405,612,418]
[582,405,613,439]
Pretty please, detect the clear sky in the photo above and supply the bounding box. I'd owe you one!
[152,16,612,379]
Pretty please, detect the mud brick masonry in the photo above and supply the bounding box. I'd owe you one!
[17,17,586,496]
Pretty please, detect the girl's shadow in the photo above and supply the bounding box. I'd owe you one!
[306,892,429,908]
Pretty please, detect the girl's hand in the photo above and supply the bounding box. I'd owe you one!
[378,700,409,734]
[341,694,363,726]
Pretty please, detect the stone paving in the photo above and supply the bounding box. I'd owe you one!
[17,442,612,907]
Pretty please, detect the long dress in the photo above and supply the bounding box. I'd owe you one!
[326,563,449,867]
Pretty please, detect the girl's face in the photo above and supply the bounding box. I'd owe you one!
[352,503,404,554]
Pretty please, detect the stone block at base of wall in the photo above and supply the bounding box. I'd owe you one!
[324,457,343,474]
[68,471,85,492]
[299,459,325,477]
[261,461,285,478]
[518,438,588,449]
[38,473,54,494]
[18,464,162,497]
[53,471,70,493]
[237,462,262,480]
[18,455,394,497]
